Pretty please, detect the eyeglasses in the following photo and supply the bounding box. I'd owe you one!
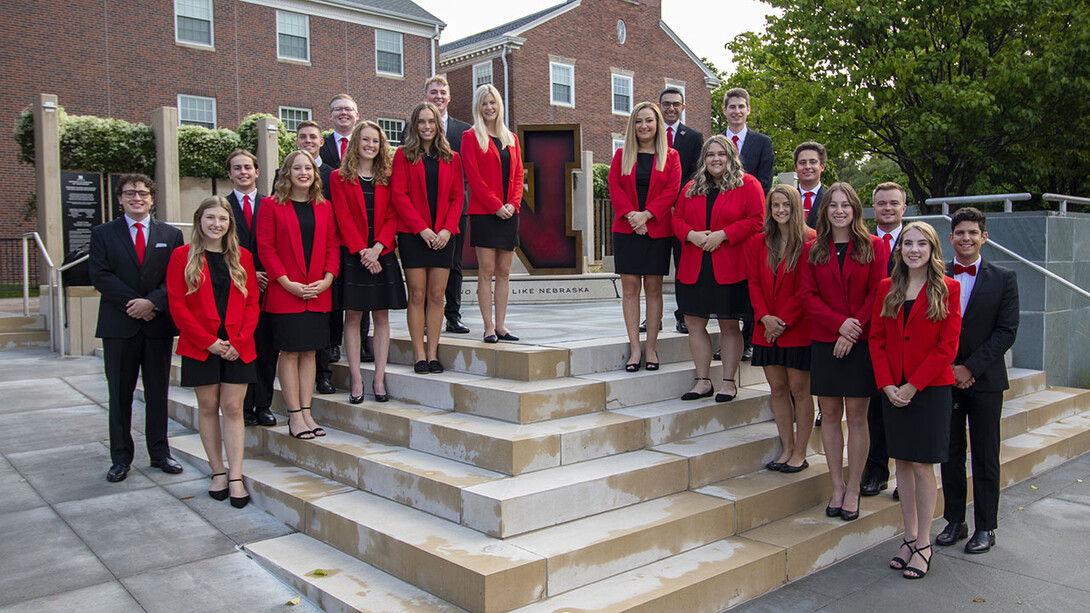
[331,106,357,114]
[121,190,152,199]
[660,101,683,108]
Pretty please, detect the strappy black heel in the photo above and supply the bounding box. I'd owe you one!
[716,378,737,402]
[681,377,713,401]
[903,543,932,579]
[288,409,314,439]
[890,537,916,570]
[228,478,250,509]
[208,472,228,501]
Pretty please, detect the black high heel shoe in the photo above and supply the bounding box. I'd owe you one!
[288,409,314,439]
[715,378,737,402]
[349,384,365,404]
[681,377,713,401]
[302,407,325,437]
[903,544,932,579]
[228,478,250,509]
[890,538,916,570]
[208,472,228,501]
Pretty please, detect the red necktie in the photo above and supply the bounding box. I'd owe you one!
[883,233,893,252]
[954,263,977,276]
[667,126,674,147]
[803,192,813,217]
[243,194,253,229]
[339,136,347,159]
[732,135,739,149]
[134,222,145,265]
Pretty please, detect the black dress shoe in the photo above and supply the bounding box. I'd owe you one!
[766,461,785,472]
[228,478,250,509]
[497,331,519,341]
[742,346,753,361]
[936,521,968,546]
[316,376,336,394]
[428,360,444,373]
[861,476,887,497]
[329,345,341,363]
[106,463,129,482]
[483,334,499,344]
[361,352,375,363]
[414,360,429,374]
[243,408,259,427]
[374,392,389,402]
[825,504,842,517]
[446,318,470,334]
[676,319,688,334]
[255,407,276,426]
[780,459,809,473]
[964,529,995,554]
[639,320,647,333]
[349,391,365,404]
[151,456,184,474]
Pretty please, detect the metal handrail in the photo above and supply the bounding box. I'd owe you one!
[924,193,1032,215]
[56,254,90,357]
[1042,193,1090,215]
[21,232,56,351]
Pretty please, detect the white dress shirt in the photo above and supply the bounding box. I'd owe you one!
[125,214,150,248]
[954,255,982,313]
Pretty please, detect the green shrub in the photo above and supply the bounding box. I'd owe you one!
[592,163,610,200]
[178,125,240,179]
[237,113,295,166]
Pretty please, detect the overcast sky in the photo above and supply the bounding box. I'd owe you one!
[412,0,776,73]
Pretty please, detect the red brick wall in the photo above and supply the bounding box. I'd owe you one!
[0,0,437,238]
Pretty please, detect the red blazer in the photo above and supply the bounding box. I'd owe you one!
[391,148,464,235]
[329,170,397,256]
[800,235,889,343]
[608,147,682,238]
[869,277,962,391]
[672,174,765,284]
[166,245,260,362]
[256,196,340,314]
[745,228,817,348]
[460,130,524,215]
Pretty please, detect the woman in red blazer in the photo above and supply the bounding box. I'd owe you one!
[745,185,817,473]
[167,196,260,508]
[673,134,763,402]
[391,101,464,374]
[256,150,340,441]
[331,120,406,404]
[870,221,961,579]
[800,181,888,522]
[609,102,681,371]
[461,84,525,344]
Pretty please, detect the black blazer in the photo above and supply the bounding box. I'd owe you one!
[723,128,774,194]
[946,260,1019,392]
[320,132,347,168]
[804,184,826,229]
[670,123,704,194]
[89,216,184,339]
[226,191,266,271]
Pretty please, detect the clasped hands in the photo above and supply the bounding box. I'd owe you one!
[760,315,787,343]
[953,364,976,389]
[360,245,384,275]
[206,339,239,361]
[626,211,653,235]
[283,278,331,300]
[833,317,863,358]
[495,203,515,220]
[420,228,452,250]
[125,298,157,321]
[686,229,726,252]
[883,382,918,407]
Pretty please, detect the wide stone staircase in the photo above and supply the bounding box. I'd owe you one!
[156,332,1090,612]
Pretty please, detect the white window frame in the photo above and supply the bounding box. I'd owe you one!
[550,61,575,108]
[612,138,625,154]
[377,118,405,146]
[178,94,217,128]
[276,10,310,62]
[174,0,214,49]
[279,106,312,132]
[473,61,493,89]
[375,29,404,77]
[612,73,633,116]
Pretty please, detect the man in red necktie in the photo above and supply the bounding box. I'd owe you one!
[794,141,827,229]
[320,93,358,167]
[718,88,774,195]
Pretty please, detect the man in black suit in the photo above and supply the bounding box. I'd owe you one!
[90,174,185,482]
[317,95,357,368]
[937,206,1019,554]
[795,141,828,229]
[224,150,276,427]
[859,181,908,487]
[659,87,703,334]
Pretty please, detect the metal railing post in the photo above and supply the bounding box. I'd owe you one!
[22,235,30,316]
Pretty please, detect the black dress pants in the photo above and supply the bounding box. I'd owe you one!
[941,389,1003,531]
[102,332,173,465]
[244,311,277,410]
[444,215,468,321]
[864,394,890,483]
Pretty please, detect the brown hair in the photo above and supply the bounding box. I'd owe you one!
[273,150,325,205]
[401,101,452,164]
[224,149,257,171]
[793,141,827,165]
[685,134,745,197]
[809,182,875,265]
[338,121,392,186]
[762,185,809,273]
[115,173,156,199]
[723,87,750,106]
[881,222,949,321]
[185,197,247,296]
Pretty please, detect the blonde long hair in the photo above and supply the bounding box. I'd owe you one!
[881,221,949,321]
[185,197,247,296]
[762,185,810,273]
[470,84,514,152]
[401,101,452,164]
[273,150,325,205]
[621,102,667,175]
[339,121,392,186]
[809,182,874,265]
[685,134,745,197]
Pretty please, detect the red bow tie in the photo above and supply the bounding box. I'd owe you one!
[954,263,977,276]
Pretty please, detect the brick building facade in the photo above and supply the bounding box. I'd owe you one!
[0,0,443,241]
[439,0,719,164]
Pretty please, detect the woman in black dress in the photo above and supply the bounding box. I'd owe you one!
[257,151,340,440]
[672,135,764,401]
[608,102,681,371]
[391,102,464,374]
[870,222,961,579]
[461,84,524,343]
[167,196,260,507]
[331,121,407,403]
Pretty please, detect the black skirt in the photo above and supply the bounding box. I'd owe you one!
[752,344,811,370]
[340,247,408,312]
[810,340,877,398]
[883,384,953,463]
[398,232,456,269]
[470,213,520,250]
[676,254,752,320]
[269,311,330,352]
[613,232,672,276]
[180,354,256,387]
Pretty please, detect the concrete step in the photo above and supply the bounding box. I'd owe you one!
[282,392,448,448]
[0,314,46,332]
[1005,367,1047,400]
[549,331,716,376]
[582,359,766,409]
[613,387,772,447]
[652,421,813,489]
[0,330,50,349]
[386,335,572,381]
[452,375,606,424]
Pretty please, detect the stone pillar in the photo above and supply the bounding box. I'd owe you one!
[571,150,595,271]
[33,94,63,267]
[255,117,279,195]
[152,107,181,222]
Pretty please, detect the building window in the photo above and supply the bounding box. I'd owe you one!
[178,95,216,128]
[277,11,309,61]
[473,61,493,89]
[612,138,625,154]
[279,107,312,132]
[376,29,404,76]
[378,118,405,145]
[612,74,633,115]
[550,62,574,107]
[175,0,213,47]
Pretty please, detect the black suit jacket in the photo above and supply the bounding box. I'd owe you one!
[226,191,266,271]
[723,128,774,194]
[670,123,704,194]
[804,184,826,229]
[320,133,348,169]
[946,260,1019,392]
[90,216,184,339]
